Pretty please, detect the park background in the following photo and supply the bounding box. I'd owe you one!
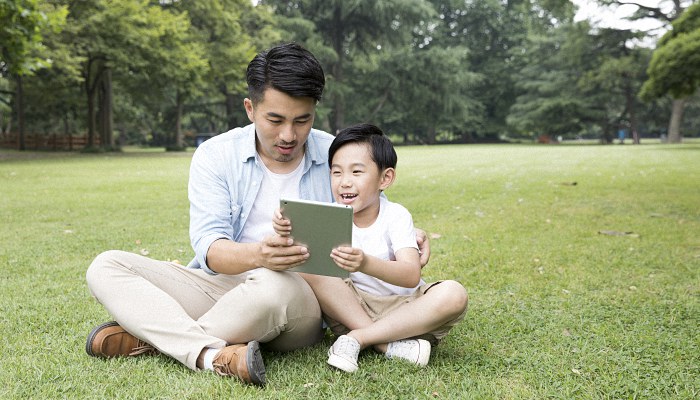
[1,0,699,399]
[1,0,699,151]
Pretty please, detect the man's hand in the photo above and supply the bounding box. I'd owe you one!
[259,234,309,271]
[415,228,430,268]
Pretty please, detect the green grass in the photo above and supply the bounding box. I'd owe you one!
[1,144,698,399]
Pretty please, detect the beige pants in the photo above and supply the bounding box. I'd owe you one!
[324,280,466,346]
[86,250,323,370]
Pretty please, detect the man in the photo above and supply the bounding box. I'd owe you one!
[85,43,429,387]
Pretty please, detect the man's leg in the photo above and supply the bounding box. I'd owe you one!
[197,267,323,352]
[86,250,322,369]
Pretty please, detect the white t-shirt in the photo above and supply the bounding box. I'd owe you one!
[350,196,424,296]
[239,155,305,243]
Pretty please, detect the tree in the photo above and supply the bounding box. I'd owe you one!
[0,0,66,150]
[175,0,271,132]
[427,0,576,139]
[640,2,700,143]
[579,28,650,144]
[262,0,435,134]
[65,0,196,151]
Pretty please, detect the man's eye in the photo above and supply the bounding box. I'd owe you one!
[268,119,282,124]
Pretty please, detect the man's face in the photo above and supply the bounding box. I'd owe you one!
[244,88,316,174]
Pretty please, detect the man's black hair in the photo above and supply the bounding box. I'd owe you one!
[329,124,397,171]
[246,43,325,104]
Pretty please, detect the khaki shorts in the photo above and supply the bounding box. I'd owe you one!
[323,280,466,346]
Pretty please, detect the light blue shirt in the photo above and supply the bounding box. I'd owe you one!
[187,123,335,274]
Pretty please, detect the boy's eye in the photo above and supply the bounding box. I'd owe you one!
[353,170,363,174]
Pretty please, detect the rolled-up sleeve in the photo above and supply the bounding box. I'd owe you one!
[188,145,234,274]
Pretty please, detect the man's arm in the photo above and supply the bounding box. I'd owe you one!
[206,236,310,275]
[415,228,430,268]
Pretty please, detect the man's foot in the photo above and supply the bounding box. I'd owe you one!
[212,341,266,387]
[385,339,431,366]
[327,335,360,373]
[86,321,157,358]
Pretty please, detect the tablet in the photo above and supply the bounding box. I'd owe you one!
[280,198,353,278]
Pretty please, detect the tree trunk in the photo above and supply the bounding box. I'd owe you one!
[15,74,25,151]
[86,65,98,149]
[667,98,685,143]
[427,126,436,144]
[625,82,640,144]
[100,67,114,150]
[175,91,184,148]
[225,91,238,130]
[329,5,345,135]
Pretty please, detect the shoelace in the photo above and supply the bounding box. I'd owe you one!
[212,351,239,377]
[334,336,360,356]
[129,340,157,356]
[387,340,418,361]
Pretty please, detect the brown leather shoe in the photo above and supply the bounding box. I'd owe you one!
[86,321,157,358]
[212,341,266,387]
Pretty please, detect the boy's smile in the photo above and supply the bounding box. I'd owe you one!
[331,143,394,228]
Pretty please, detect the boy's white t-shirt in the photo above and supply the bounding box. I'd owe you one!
[350,196,425,296]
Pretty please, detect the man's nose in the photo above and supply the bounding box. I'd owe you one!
[279,124,295,143]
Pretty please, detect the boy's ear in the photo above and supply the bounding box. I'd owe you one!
[379,168,396,190]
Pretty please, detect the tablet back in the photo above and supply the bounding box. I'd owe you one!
[280,198,352,278]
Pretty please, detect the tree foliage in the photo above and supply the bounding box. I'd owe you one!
[640,2,700,100]
[1,0,700,151]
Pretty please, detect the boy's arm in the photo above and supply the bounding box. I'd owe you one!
[331,246,421,288]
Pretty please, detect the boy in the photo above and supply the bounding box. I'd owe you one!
[274,124,467,372]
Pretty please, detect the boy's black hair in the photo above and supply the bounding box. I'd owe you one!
[329,123,397,171]
[246,43,325,104]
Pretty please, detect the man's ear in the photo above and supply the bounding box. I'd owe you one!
[243,98,255,123]
[379,168,396,190]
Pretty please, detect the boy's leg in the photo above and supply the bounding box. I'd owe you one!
[349,280,468,352]
[299,273,374,331]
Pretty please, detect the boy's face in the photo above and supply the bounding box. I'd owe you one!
[330,142,394,228]
[245,88,315,174]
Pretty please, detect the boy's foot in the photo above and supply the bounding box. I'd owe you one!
[86,321,157,358]
[327,335,360,373]
[385,339,431,366]
[212,341,266,387]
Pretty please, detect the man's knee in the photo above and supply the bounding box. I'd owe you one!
[86,250,130,293]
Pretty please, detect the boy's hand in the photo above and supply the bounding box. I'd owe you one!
[330,246,365,272]
[272,207,292,237]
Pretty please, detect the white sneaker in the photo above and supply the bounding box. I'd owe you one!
[385,339,431,366]
[327,335,360,373]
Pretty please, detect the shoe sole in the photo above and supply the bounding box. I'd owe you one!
[85,321,120,357]
[327,352,359,373]
[414,339,431,367]
[246,341,266,386]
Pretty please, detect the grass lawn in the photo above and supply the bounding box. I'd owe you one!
[0,143,698,399]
